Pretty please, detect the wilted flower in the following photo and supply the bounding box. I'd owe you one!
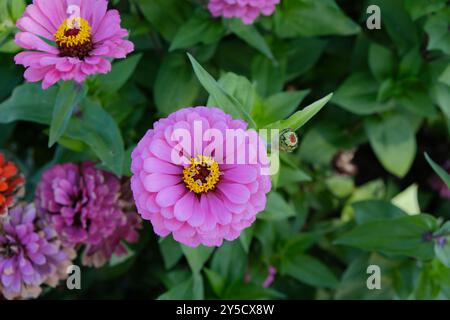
[208,0,280,24]
[0,204,75,300]
[14,0,134,89]
[0,152,25,218]
[35,162,141,267]
[131,107,271,247]
[82,179,142,268]
[429,160,450,199]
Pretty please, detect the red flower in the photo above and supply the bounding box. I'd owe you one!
[0,153,25,217]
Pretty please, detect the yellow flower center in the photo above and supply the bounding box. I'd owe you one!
[182,156,221,194]
[54,18,92,47]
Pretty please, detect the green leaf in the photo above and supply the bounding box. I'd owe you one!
[353,200,406,225]
[425,153,450,188]
[64,99,124,176]
[211,241,247,282]
[335,214,438,260]
[371,0,419,52]
[187,53,256,128]
[274,0,360,38]
[159,237,183,269]
[251,55,285,97]
[227,19,274,60]
[368,43,395,81]
[333,73,394,115]
[424,8,450,55]
[207,72,256,113]
[181,245,214,274]
[0,83,57,124]
[204,268,226,297]
[326,175,355,198]
[49,81,87,147]
[155,54,200,115]
[284,38,327,81]
[405,0,447,20]
[258,191,296,220]
[239,226,254,253]
[169,9,225,51]
[282,253,339,289]
[399,47,422,78]
[365,114,416,178]
[134,0,191,41]
[158,275,196,300]
[265,93,332,130]
[276,166,312,188]
[439,64,450,87]
[253,90,309,127]
[391,184,420,215]
[96,53,142,93]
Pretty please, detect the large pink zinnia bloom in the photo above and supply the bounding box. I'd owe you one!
[14,0,134,89]
[131,107,271,247]
[208,0,280,25]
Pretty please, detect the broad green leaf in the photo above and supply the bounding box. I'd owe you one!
[274,0,360,38]
[333,73,394,115]
[170,9,225,51]
[207,72,256,113]
[159,237,183,269]
[155,54,200,115]
[158,276,195,300]
[285,37,327,81]
[276,165,312,189]
[282,253,339,289]
[211,241,247,282]
[251,55,285,97]
[96,53,142,93]
[365,114,416,178]
[265,93,332,130]
[326,175,355,198]
[397,84,436,117]
[134,0,191,41]
[439,64,450,86]
[399,47,422,78]
[253,90,309,127]
[0,83,57,124]
[64,99,125,176]
[369,44,395,81]
[258,191,296,220]
[434,83,450,120]
[204,268,226,297]
[187,53,256,128]
[424,8,450,55]
[425,153,450,188]
[181,245,214,274]
[371,0,419,52]
[49,81,87,147]
[353,200,406,225]
[335,214,439,260]
[392,184,420,215]
[405,0,447,20]
[227,19,274,60]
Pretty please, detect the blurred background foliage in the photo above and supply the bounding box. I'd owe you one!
[0,0,449,299]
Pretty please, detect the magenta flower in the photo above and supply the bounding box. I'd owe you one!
[0,204,75,300]
[131,107,271,247]
[14,0,134,89]
[208,0,280,24]
[35,162,141,266]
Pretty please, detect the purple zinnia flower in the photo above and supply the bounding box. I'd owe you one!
[0,204,75,300]
[131,107,271,247]
[35,162,141,267]
[208,0,280,25]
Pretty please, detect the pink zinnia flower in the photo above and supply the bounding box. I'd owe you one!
[131,107,271,247]
[14,0,134,89]
[208,0,280,25]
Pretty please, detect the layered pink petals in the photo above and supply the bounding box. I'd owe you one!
[131,107,271,247]
[14,0,134,89]
[208,0,280,24]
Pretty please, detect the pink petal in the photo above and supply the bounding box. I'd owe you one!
[174,192,196,221]
[155,184,186,208]
[217,182,250,204]
[143,173,180,192]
